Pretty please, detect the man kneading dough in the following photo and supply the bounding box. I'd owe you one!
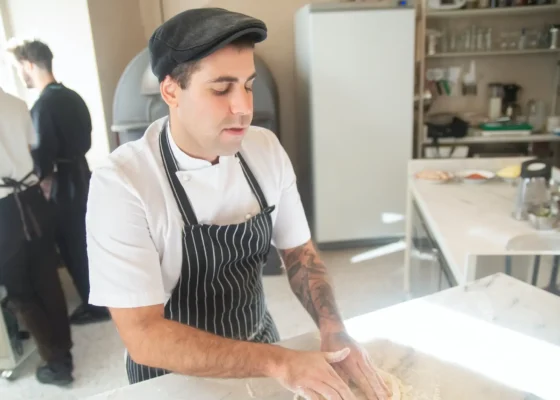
[86,8,392,400]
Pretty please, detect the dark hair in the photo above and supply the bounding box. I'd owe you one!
[7,39,53,73]
[169,36,255,89]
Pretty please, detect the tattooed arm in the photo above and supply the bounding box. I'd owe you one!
[279,239,345,333]
[280,240,391,400]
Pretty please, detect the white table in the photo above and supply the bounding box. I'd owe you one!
[88,273,560,400]
[404,157,560,292]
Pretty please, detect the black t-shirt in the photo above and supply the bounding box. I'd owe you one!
[30,82,92,178]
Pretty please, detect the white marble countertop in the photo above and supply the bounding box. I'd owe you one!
[88,274,560,400]
[408,157,560,285]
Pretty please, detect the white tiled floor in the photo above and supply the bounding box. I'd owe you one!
[1,248,407,400]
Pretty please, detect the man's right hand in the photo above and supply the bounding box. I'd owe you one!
[271,347,357,400]
[39,174,55,201]
[110,305,360,391]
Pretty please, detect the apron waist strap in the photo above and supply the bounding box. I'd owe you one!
[1,171,42,241]
[0,171,34,190]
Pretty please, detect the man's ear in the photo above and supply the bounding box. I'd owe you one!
[160,76,180,108]
[22,60,34,72]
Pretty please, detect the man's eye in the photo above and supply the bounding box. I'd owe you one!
[212,85,231,95]
[245,86,253,93]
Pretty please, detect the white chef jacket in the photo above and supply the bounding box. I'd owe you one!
[86,117,311,308]
[0,88,38,200]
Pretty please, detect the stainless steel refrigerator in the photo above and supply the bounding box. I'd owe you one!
[295,2,415,247]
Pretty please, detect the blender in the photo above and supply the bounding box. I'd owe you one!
[512,159,552,221]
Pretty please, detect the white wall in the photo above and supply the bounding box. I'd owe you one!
[87,0,147,152]
[3,0,109,168]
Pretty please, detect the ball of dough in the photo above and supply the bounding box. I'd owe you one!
[293,369,410,400]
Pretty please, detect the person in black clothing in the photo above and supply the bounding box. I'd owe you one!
[0,87,73,386]
[7,39,110,325]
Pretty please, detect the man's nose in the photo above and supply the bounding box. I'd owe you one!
[230,88,253,116]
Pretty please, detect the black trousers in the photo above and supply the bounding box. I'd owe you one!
[54,195,90,305]
[0,185,72,363]
[53,162,92,306]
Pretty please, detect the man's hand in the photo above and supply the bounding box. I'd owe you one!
[272,348,357,400]
[321,331,392,400]
[280,240,390,399]
[39,174,55,200]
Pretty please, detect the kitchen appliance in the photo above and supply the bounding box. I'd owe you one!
[295,3,415,246]
[487,83,504,121]
[512,159,552,221]
[111,48,285,275]
[502,83,522,120]
[425,113,469,140]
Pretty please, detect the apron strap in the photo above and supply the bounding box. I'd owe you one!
[159,121,271,226]
[236,153,269,210]
[159,124,199,226]
[0,171,34,189]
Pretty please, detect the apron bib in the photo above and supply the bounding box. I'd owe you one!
[126,124,280,384]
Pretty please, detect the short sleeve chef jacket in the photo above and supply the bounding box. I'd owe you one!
[86,117,311,308]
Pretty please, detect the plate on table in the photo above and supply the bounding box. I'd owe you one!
[457,169,495,184]
[414,170,454,184]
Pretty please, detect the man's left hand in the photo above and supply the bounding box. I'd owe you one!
[321,331,391,400]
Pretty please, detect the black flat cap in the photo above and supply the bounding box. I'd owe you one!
[149,8,267,82]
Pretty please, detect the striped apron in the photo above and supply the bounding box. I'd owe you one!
[126,124,280,384]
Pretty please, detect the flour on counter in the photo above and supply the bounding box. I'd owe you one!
[293,368,412,400]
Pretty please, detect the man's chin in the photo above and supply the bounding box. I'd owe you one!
[218,142,244,157]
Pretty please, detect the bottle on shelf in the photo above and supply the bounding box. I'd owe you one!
[518,28,527,49]
[486,28,493,50]
[550,25,559,50]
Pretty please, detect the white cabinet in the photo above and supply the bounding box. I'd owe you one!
[295,3,416,247]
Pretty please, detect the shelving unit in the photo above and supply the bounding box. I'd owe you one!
[422,132,560,145]
[426,4,560,18]
[414,1,560,162]
[427,48,560,59]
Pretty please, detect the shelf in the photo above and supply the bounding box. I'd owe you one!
[426,48,560,58]
[426,4,560,18]
[422,133,560,145]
